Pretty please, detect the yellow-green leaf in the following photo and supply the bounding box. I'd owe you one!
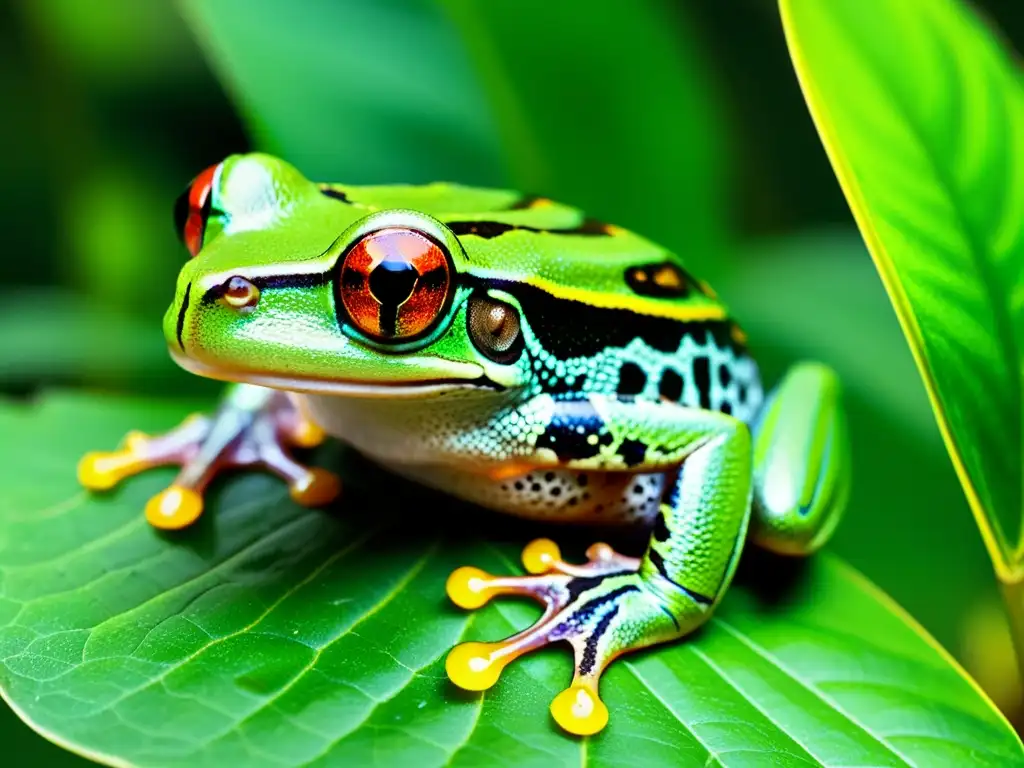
[779,0,1024,577]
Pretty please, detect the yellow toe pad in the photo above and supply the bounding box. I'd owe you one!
[446,566,495,610]
[521,538,561,574]
[446,642,506,691]
[77,451,143,491]
[550,684,609,736]
[145,486,204,530]
[290,468,341,507]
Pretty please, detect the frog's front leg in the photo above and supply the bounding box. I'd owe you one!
[77,383,340,529]
[750,362,850,555]
[445,399,752,736]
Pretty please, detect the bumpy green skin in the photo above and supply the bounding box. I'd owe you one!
[153,153,850,732]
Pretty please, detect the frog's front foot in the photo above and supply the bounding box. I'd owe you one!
[77,385,340,530]
[446,539,677,736]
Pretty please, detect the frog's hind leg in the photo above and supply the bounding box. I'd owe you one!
[445,398,753,736]
[749,362,850,555]
[78,384,340,530]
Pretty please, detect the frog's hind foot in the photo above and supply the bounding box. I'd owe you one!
[445,539,676,736]
[78,386,340,530]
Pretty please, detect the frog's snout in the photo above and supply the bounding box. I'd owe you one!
[164,273,262,356]
[164,276,194,353]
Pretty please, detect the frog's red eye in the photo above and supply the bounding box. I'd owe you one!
[337,227,452,343]
[173,163,219,257]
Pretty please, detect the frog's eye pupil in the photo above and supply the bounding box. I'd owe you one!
[367,259,418,307]
[174,162,219,258]
[337,227,452,343]
[468,294,523,364]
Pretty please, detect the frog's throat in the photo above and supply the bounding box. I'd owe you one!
[168,348,505,399]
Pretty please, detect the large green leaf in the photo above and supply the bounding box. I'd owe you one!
[177,0,504,186]
[437,0,729,279]
[0,394,1020,766]
[724,230,998,654]
[778,0,1024,577]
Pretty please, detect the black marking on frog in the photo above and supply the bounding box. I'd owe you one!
[648,549,714,606]
[564,573,630,604]
[579,605,620,676]
[652,511,671,542]
[719,363,733,388]
[617,362,647,396]
[320,186,351,204]
[447,218,612,239]
[624,262,692,299]
[561,583,638,629]
[472,277,737,360]
[536,399,614,461]
[658,369,683,402]
[203,271,331,305]
[693,356,712,409]
[619,438,647,467]
[176,282,191,350]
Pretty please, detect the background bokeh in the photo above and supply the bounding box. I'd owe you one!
[2,0,1021,762]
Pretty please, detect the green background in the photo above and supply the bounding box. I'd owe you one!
[1,0,1021,762]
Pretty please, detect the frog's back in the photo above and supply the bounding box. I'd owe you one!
[321,180,762,421]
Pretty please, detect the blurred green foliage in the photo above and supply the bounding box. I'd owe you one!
[2,0,1023,761]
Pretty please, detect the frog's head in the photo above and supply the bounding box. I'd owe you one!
[166,153,531,399]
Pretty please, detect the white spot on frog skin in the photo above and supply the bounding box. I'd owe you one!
[220,157,289,233]
[237,312,347,351]
[762,455,802,516]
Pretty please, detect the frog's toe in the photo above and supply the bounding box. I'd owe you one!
[78,414,211,491]
[550,681,609,736]
[282,409,328,448]
[144,485,205,530]
[445,539,670,736]
[79,388,340,529]
[286,466,342,507]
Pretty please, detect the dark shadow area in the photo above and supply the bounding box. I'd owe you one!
[333,441,817,614]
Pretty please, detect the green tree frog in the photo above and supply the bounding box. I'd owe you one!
[79,154,849,737]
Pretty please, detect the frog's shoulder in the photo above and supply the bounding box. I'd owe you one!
[318,180,729,326]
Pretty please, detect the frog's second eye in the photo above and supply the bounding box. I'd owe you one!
[173,162,220,257]
[337,227,452,343]
[467,293,523,364]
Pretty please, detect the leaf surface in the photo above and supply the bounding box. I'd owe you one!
[780,0,1024,574]
[726,230,998,652]
[0,394,1019,767]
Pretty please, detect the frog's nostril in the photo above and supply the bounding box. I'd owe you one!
[218,276,261,311]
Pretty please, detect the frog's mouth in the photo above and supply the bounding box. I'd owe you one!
[169,348,507,399]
